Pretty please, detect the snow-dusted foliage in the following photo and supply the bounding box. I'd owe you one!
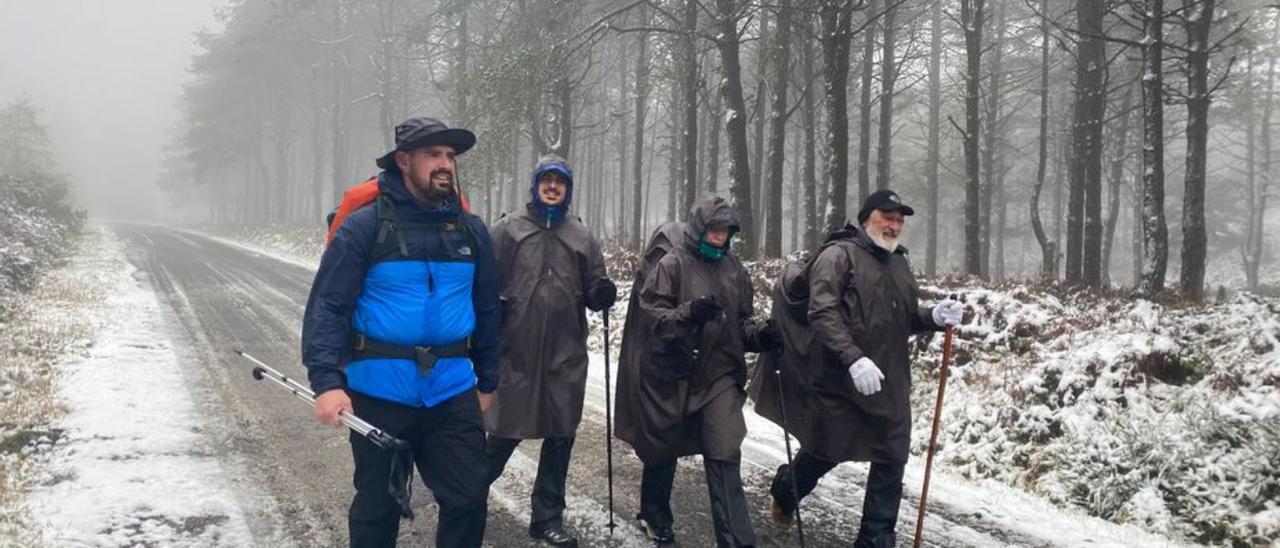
[908,284,1279,546]
[0,173,84,318]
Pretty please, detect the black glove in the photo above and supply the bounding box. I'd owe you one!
[586,278,618,312]
[650,340,695,383]
[756,320,784,352]
[688,295,723,324]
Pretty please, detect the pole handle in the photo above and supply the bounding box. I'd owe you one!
[236,349,402,451]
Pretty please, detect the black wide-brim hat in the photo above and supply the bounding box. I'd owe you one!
[376,117,477,170]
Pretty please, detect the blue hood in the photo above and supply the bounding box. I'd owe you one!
[529,158,573,227]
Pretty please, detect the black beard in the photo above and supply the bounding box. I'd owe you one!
[423,170,454,202]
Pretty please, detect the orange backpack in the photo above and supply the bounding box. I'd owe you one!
[325,175,472,246]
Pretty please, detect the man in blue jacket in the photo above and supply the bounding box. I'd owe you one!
[301,117,502,548]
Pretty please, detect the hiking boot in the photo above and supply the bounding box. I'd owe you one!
[529,524,578,547]
[637,515,676,544]
[769,464,797,527]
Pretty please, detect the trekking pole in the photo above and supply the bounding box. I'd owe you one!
[601,312,618,534]
[233,349,408,452]
[912,325,954,548]
[773,364,806,548]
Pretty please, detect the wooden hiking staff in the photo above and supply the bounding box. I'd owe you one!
[913,325,954,548]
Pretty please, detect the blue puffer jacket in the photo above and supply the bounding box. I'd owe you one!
[301,169,502,407]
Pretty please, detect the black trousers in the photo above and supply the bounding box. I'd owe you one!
[639,459,757,548]
[484,435,575,533]
[348,389,489,548]
[783,450,906,548]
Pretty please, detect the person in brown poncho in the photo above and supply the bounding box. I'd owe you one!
[751,190,963,548]
[616,194,782,547]
[483,154,617,547]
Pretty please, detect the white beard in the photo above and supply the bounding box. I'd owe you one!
[865,226,900,253]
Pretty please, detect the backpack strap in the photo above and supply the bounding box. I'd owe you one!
[374,194,410,258]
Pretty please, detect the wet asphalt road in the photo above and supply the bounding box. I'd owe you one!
[115,224,1030,548]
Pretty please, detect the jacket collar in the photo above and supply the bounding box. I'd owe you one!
[379,169,462,222]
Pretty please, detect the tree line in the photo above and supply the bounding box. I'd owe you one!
[168,0,1280,299]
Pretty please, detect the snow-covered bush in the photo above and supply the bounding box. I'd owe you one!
[0,173,84,317]
[908,284,1280,546]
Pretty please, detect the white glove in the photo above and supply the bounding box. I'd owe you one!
[847,357,884,395]
[932,298,964,327]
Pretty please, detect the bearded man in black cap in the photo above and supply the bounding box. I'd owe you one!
[751,190,963,548]
[302,117,503,547]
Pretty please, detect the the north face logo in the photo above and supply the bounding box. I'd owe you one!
[888,193,900,203]
[458,246,472,256]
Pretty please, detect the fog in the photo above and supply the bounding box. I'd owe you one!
[0,0,220,221]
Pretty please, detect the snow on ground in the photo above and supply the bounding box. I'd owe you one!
[190,224,322,270]
[25,225,284,547]
[0,226,111,545]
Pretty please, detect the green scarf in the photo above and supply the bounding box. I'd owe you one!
[698,231,731,261]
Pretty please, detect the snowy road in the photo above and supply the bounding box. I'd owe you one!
[109,224,1177,547]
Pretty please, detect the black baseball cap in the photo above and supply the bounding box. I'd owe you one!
[376,117,476,170]
[856,189,915,224]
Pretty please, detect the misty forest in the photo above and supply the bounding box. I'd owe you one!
[2,0,1279,547]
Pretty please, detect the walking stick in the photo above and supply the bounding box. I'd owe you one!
[912,326,954,548]
[602,311,618,534]
[235,349,407,451]
[234,349,416,519]
[773,365,806,548]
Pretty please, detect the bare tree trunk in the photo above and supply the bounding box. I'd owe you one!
[925,0,943,276]
[705,73,723,194]
[790,121,802,252]
[454,6,469,126]
[328,0,352,203]
[310,78,327,222]
[1138,0,1169,295]
[1178,0,1214,300]
[856,13,875,204]
[821,0,855,233]
[764,0,792,258]
[1245,38,1276,291]
[981,0,1006,277]
[1240,49,1259,290]
[617,47,630,243]
[631,30,651,249]
[1066,0,1107,286]
[801,9,820,248]
[962,0,985,277]
[680,0,699,214]
[667,81,681,222]
[552,77,574,158]
[874,0,896,191]
[1054,133,1067,277]
[752,14,771,236]
[1031,0,1056,280]
[1103,85,1135,285]
[1132,169,1144,286]
[715,0,757,257]
[995,174,1008,281]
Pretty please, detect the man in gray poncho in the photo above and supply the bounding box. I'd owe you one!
[484,154,617,547]
[616,195,782,547]
[751,190,963,547]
